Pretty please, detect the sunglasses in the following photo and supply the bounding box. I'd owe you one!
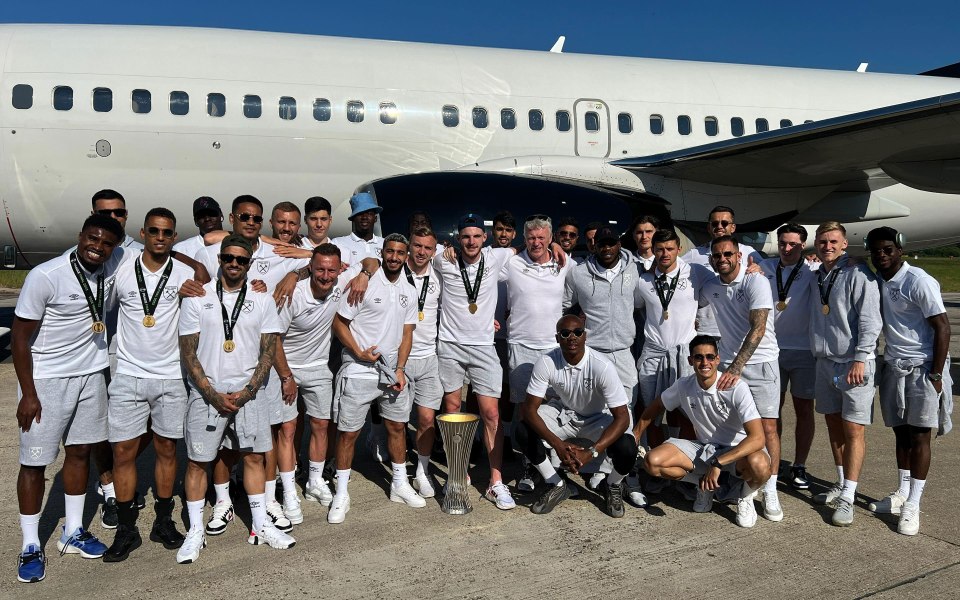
[146,226,175,237]
[556,231,578,239]
[96,208,128,218]
[557,327,585,339]
[869,246,898,256]
[710,220,732,228]
[692,353,718,362]
[525,213,552,223]
[235,212,264,224]
[710,251,737,260]
[219,253,251,266]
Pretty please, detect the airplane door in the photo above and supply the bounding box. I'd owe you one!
[574,99,611,158]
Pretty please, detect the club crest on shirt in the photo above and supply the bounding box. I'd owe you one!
[677,278,689,291]
[331,288,343,302]
[256,261,270,275]
[888,287,901,302]
[736,288,746,303]
[241,300,254,313]
[399,294,409,307]
[163,286,178,301]
[376,247,383,257]
[427,282,438,294]
[623,273,633,286]
[712,394,730,418]
[582,376,593,390]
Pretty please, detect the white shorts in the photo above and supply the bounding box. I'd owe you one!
[19,372,108,467]
[107,374,188,442]
[404,355,444,411]
[293,364,334,420]
[508,343,556,404]
[815,358,876,426]
[438,340,503,398]
[665,438,755,477]
[779,349,816,400]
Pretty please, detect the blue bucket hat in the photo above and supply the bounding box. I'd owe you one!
[348,192,383,220]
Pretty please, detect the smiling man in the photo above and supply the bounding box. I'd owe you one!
[331,192,384,268]
[269,201,303,246]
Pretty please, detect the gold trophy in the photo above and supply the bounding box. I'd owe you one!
[436,413,480,515]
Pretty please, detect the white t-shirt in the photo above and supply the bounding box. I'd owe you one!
[683,242,763,337]
[879,262,947,361]
[278,269,355,369]
[661,375,759,446]
[635,259,705,350]
[113,255,195,378]
[699,268,779,365]
[337,269,418,379]
[179,280,281,393]
[122,234,144,252]
[198,240,309,292]
[331,233,384,268]
[172,234,207,259]
[499,251,570,349]
[527,347,627,415]
[598,260,623,282]
[435,247,514,346]
[404,263,442,360]
[16,253,122,378]
[759,257,819,351]
[634,253,655,273]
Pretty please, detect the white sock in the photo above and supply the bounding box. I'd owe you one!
[264,479,277,502]
[416,454,431,478]
[740,480,759,498]
[836,465,845,486]
[308,461,325,486]
[279,471,296,499]
[534,458,562,486]
[607,469,627,486]
[63,493,85,535]
[186,499,205,532]
[20,513,41,550]
[335,469,351,498]
[213,482,231,505]
[907,478,926,505]
[897,469,911,497]
[764,474,778,494]
[248,493,267,531]
[840,479,858,503]
[391,462,407,485]
[100,481,116,501]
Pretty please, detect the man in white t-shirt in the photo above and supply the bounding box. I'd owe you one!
[14,214,126,583]
[868,226,952,536]
[330,192,384,268]
[172,197,223,258]
[629,215,658,273]
[634,335,771,528]
[269,201,303,246]
[177,235,295,564]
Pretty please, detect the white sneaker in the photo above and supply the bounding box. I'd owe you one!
[282,494,303,525]
[205,501,234,536]
[898,501,920,536]
[693,489,714,513]
[266,501,293,532]
[390,480,428,507]
[626,488,648,507]
[588,472,605,490]
[813,481,844,506]
[304,480,334,506]
[176,528,206,564]
[413,473,436,498]
[736,489,758,528]
[485,481,516,510]
[328,495,350,524]
[762,489,784,522]
[869,491,907,515]
[248,522,296,549]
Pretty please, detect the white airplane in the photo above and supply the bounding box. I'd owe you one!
[2,23,960,267]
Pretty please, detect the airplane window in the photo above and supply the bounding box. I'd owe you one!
[731,117,744,137]
[243,95,261,119]
[53,86,74,111]
[93,87,113,113]
[313,98,331,121]
[347,101,365,123]
[131,89,151,114]
[704,116,718,136]
[618,113,633,134]
[780,119,793,128]
[12,84,33,109]
[677,115,691,135]
[649,114,664,135]
[170,91,189,115]
[473,107,488,128]
[279,96,297,120]
[207,93,226,117]
[755,118,768,133]
[380,102,398,124]
[501,108,516,130]
[585,111,600,132]
[529,109,543,131]
[442,105,459,127]
[556,110,571,131]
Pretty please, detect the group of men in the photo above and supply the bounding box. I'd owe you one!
[13,191,953,585]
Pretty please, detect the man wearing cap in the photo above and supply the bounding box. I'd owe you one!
[177,234,295,563]
[867,226,951,536]
[331,192,384,268]
[173,197,223,258]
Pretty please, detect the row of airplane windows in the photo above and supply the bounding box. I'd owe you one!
[9,84,808,137]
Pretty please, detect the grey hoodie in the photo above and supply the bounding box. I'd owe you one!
[563,249,641,352]
[808,255,881,363]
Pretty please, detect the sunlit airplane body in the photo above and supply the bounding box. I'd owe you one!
[2,24,960,266]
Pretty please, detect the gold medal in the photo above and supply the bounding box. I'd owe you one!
[92,321,106,334]
[663,310,669,320]
[821,304,830,315]
[468,303,478,314]
[776,301,787,312]
[418,311,424,321]
[142,315,156,327]
[223,340,236,353]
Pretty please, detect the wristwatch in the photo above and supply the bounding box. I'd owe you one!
[279,375,294,384]
[245,383,257,396]
[710,456,723,469]
[360,268,373,279]
[929,372,943,383]
[586,446,600,458]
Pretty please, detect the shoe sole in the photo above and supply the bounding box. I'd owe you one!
[249,535,297,549]
[205,522,231,536]
[101,516,118,530]
[103,536,142,563]
[791,481,811,490]
[413,480,436,498]
[176,543,206,564]
[763,509,784,522]
[150,529,185,550]
[531,487,573,514]
[832,518,853,527]
[304,493,333,507]
[56,542,105,559]
[390,492,427,507]
[328,499,350,524]
[285,512,304,525]
[17,574,45,583]
[868,505,902,515]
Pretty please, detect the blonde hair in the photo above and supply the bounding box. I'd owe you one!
[815,221,846,237]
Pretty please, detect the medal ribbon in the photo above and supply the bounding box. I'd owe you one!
[654,270,680,314]
[457,253,484,307]
[217,279,248,343]
[404,264,430,315]
[69,252,104,326]
[816,267,841,309]
[775,260,803,303]
[135,258,174,318]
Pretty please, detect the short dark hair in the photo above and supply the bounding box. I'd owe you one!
[305,196,332,215]
[145,207,176,226]
[584,221,603,234]
[630,214,661,233]
[708,205,736,221]
[776,222,807,243]
[710,234,738,252]
[652,229,680,246]
[232,195,263,213]
[556,216,579,230]
[866,226,902,249]
[493,211,516,229]
[383,233,410,249]
[689,334,718,355]
[312,242,342,259]
[410,226,437,240]
[82,213,125,241]
[91,189,125,208]
[272,201,301,216]
[409,210,433,228]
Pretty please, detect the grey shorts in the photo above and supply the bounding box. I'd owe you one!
[265,369,298,426]
[184,388,273,462]
[536,401,630,474]
[293,365,334,420]
[107,374,188,442]
[879,359,951,429]
[508,343,556,404]
[592,347,638,405]
[721,360,781,419]
[438,340,503,398]
[637,347,693,409]
[664,439,740,477]
[815,358,876,425]
[19,372,108,467]
[404,355,444,411]
[334,376,411,433]
[779,349,816,400]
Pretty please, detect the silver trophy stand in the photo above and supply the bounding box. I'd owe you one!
[437,413,481,515]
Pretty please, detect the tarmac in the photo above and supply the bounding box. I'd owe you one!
[0,291,959,599]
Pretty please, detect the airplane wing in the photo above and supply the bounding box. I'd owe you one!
[611,92,960,193]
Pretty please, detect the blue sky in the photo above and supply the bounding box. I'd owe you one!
[2,1,958,74]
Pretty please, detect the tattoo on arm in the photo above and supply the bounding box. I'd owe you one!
[180,334,218,403]
[245,333,278,399]
[730,308,768,373]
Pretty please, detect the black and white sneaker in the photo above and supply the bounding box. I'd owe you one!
[517,460,538,493]
[790,465,810,490]
[101,497,118,530]
[530,480,572,514]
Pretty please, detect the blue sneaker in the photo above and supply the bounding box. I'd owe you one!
[57,526,107,559]
[17,544,46,583]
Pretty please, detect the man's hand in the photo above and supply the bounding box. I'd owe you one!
[251,279,268,294]
[391,369,407,392]
[442,245,458,264]
[357,345,381,363]
[179,279,206,298]
[846,360,866,386]
[556,443,581,472]
[549,242,567,268]
[16,392,42,432]
[347,273,369,306]
[700,465,721,491]
[745,256,762,275]
[273,245,311,260]
[281,377,297,404]
[211,391,240,414]
[931,375,944,395]
[717,367,741,391]
[273,272,299,307]
[493,319,501,332]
